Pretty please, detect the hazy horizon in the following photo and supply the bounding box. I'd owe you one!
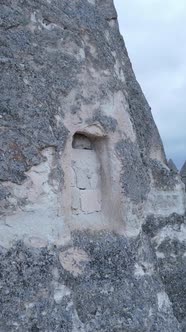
[114,0,186,170]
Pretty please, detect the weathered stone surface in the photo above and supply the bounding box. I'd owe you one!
[0,0,164,188]
[0,233,182,331]
[143,213,186,331]
[180,161,186,192]
[168,159,178,173]
[0,0,185,331]
[180,162,186,178]
[80,189,101,213]
[1,0,184,223]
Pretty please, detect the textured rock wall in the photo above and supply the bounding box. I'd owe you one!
[0,0,185,331]
[143,213,186,331]
[1,0,185,242]
[0,231,183,332]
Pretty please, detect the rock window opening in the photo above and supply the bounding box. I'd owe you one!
[71,133,102,215]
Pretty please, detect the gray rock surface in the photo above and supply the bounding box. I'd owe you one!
[143,213,186,331]
[180,162,186,177]
[180,161,186,190]
[0,0,185,331]
[168,159,178,173]
[0,0,165,187]
[0,232,182,332]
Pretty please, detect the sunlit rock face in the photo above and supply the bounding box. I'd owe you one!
[0,0,185,331]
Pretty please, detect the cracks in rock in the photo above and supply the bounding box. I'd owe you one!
[0,23,21,31]
[105,16,117,22]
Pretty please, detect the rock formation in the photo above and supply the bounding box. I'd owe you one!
[168,159,178,173]
[180,161,186,190]
[0,0,185,331]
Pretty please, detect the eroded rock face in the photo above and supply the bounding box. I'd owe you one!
[0,0,185,331]
[1,0,185,239]
[0,232,183,332]
[143,214,186,331]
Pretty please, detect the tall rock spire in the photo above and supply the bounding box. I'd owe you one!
[0,1,185,331]
[168,159,178,173]
[180,161,186,189]
[180,161,186,177]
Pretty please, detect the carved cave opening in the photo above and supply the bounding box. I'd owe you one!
[71,133,102,215]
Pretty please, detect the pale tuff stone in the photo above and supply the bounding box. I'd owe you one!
[75,168,91,190]
[80,189,102,213]
[71,187,81,213]
[59,248,90,277]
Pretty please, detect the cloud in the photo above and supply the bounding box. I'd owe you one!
[114,0,186,169]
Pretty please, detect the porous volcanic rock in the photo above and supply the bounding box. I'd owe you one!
[0,0,185,331]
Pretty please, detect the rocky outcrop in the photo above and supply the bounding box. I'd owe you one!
[0,0,185,331]
[0,230,184,332]
[168,159,178,173]
[143,213,186,331]
[180,161,186,190]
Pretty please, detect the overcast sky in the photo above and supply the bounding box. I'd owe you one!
[114,0,186,169]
